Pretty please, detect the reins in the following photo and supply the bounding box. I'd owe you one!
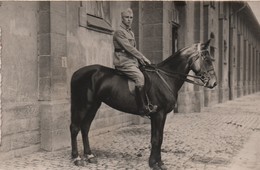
[145,66,205,95]
[143,46,212,94]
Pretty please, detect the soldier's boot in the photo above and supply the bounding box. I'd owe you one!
[135,85,157,116]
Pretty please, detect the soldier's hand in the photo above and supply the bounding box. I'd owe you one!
[139,58,146,66]
[143,57,151,65]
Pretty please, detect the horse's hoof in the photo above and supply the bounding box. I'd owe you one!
[151,162,167,170]
[74,160,85,166]
[159,164,167,170]
[88,157,98,163]
[84,154,98,164]
[72,156,87,166]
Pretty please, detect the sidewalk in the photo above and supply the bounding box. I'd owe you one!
[0,93,259,170]
[227,131,260,170]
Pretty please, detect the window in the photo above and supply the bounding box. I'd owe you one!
[210,1,216,9]
[224,40,227,64]
[210,32,215,59]
[172,9,179,24]
[223,2,228,20]
[203,1,216,9]
[174,1,186,6]
[172,25,179,53]
[170,8,180,53]
[79,1,113,34]
[243,40,247,83]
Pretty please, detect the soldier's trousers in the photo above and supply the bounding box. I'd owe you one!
[116,65,145,86]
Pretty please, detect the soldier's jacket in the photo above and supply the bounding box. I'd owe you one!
[113,23,144,67]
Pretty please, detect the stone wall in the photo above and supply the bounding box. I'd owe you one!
[66,1,137,137]
[0,1,141,158]
[177,2,200,113]
[38,1,70,151]
[202,2,219,107]
[0,2,40,159]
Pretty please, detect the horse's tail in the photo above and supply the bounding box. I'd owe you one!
[70,65,100,120]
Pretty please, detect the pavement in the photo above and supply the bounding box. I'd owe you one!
[0,92,260,170]
[228,131,260,170]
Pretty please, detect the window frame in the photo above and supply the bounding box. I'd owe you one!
[79,1,113,35]
[172,24,179,54]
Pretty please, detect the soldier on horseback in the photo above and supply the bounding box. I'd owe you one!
[113,8,157,116]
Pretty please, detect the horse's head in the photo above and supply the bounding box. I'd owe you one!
[188,39,217,89]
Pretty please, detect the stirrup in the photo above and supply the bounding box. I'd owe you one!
[148,104,158,113]
[140,105,157,118]
[145,94,157,114]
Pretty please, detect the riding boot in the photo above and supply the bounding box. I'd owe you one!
[135,85,157,116]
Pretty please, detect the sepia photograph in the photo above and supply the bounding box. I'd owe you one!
[0,1,259,170]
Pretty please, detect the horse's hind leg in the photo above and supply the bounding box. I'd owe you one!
[70,105,85,165]
[81,101,101,163]
[70,122,80,159]
[70,93,88,165]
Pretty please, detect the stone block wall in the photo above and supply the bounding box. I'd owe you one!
[202,2,220,107]
[38,1,70,151]
[66,1,136,138]
[141,1,164,63]
[177,2,199,113]
[0,2,40,159]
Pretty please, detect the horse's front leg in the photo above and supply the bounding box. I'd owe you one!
[149,112,167,170]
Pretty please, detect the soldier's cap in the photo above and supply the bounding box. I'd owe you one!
[121,8,133,17]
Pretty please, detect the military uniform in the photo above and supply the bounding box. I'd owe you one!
[113,23,146,86]
[113,9,157,116]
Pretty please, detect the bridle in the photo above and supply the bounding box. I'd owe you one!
[144,44,214,94]
[189,45,215,86]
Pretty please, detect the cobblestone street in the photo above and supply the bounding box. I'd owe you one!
[0,93,259,170]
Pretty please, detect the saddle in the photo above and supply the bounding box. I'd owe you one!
[116,65,154,95]
[116,65,158,117]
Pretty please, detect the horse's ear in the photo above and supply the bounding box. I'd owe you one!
[202,39,211,49]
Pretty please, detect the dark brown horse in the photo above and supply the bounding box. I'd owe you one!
[70,39,217,170]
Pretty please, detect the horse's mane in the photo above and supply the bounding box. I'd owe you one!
[158,44,198,67]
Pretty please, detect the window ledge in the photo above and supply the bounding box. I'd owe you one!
[79,7,113,35]
[86,14,113,34]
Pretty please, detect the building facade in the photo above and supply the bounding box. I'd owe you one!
[0,1,259,159]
